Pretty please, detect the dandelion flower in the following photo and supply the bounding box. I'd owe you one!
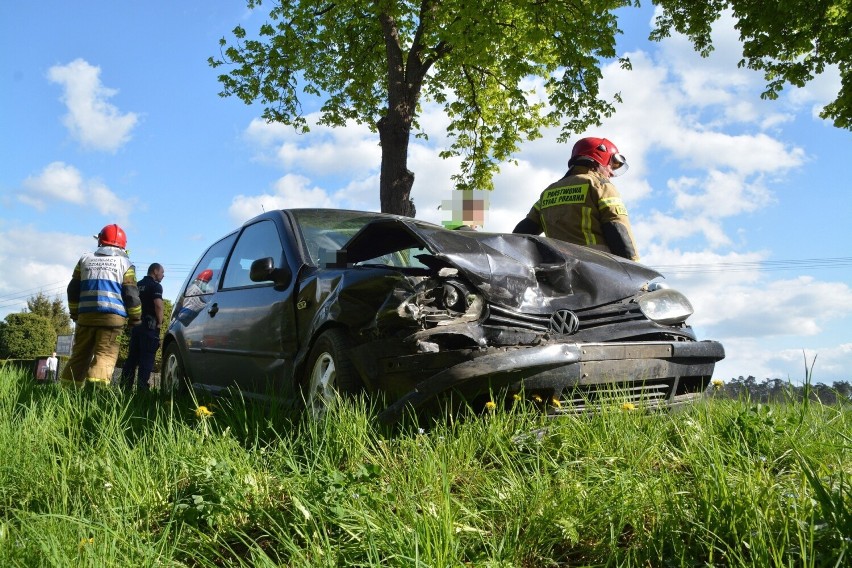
[195,405,213,418]
[711,378,724,389]
[512,393,522,402]
[550,397,562,408]
[485,401,497,411]
[79,537,94,549]
[532,394,543,404]
[621,402,636,411]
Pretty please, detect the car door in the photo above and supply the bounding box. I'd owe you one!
[199,219,299,397]
[174,233,236,381]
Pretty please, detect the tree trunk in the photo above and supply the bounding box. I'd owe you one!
[377,111,416,217]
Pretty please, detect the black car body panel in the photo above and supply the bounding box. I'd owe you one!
[164,209,724,421]
[341,216,663,312]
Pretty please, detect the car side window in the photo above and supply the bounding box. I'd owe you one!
[222,220,284,289]
[185,233,236,296]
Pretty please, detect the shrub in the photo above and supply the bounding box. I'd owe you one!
[0,312,56,359]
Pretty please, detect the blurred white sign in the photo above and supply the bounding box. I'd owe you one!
[56,334,74,356]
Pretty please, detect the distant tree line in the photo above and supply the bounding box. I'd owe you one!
[714,376,852,405]
[0,292,69,359]
[0,292,172,371]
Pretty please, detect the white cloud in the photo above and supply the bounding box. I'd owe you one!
[329,174,382,213]
[787,64,844,122]
[634,212,732,250]
[20,161,86,208]
[88,180,131,218]
[47,58,138,152]
[244,117,381,177]
[228,173,336,225]
[683,275,852,339]
[19,161,130,221]
[0,224,93,313]
[668,170,774,217]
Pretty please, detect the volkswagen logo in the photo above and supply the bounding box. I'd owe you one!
[549,310,579,334]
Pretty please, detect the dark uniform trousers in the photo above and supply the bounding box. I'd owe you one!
[121,324,160,391]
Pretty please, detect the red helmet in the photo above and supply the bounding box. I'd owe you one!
[197,269,213,282]
[569,137,628,177]
[96,224,127,248]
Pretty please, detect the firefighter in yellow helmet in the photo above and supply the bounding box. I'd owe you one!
[61,224,142,387]
[513,137,640,261]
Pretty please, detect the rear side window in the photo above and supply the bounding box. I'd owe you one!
[222,220,284,289]
[185,233,236,297]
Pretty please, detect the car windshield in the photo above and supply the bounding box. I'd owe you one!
[290,209,430,269]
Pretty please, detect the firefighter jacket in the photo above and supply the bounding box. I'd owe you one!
[67,246,142,328]
[523,166,640,261]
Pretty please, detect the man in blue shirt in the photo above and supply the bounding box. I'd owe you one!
[121,262,165,391]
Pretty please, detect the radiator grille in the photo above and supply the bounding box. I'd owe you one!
[483,301,647,334]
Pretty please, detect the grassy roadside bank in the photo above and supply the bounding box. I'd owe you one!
[0,368,848,567]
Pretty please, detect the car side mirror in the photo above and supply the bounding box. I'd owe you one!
[250,257,292,288]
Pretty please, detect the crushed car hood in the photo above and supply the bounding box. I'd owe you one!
[340,218,662,312]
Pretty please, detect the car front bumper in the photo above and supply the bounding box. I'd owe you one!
[376,340,725,424]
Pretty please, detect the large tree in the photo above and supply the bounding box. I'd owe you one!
[650,0,851,129]
[210,0,629,215]
[26,292,73,338]
[211,1,850,217]
[0,313,56,359]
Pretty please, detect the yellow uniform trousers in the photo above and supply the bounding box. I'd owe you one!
[60,325,123,387]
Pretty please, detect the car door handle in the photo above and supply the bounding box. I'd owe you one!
[207,303,219,317]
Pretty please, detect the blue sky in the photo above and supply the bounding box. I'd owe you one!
[2,1,850,384]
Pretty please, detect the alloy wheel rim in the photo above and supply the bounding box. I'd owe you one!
[309,352,336,415]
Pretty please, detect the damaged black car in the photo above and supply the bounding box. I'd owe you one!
[162,209,724,423]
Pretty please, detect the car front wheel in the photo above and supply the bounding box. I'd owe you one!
[161,342,190,394]
[304,329,363,418]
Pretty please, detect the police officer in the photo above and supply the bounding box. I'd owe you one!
[513,137,640,261]
[121,262,165,392]
[61,224,142,386]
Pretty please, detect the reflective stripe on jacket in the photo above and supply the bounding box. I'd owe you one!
[525,166,640,261]
[68,246,141,323]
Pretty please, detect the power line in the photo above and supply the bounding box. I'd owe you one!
[0,262,197,311]
[648,257,852,275]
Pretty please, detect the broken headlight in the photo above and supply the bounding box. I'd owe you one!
[637,288,694,325]
[442,282,467,312]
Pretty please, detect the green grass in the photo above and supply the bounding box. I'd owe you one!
[0,368,849,567]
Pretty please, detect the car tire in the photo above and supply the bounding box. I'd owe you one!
[304,328,363,418]
[161,342,190,394]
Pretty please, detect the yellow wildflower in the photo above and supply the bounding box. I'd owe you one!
[532,394,543,404]
[512,393,522,402]
[79,537,94,549]
[550,397,562,408]
[195,405,214,418]
[485,401,497,411]
[621,402,636,411]
[711,378,724,389]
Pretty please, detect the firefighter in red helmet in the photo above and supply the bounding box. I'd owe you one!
[61,224,142,387]
[513,137,640,261]
[96,223,127,249]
